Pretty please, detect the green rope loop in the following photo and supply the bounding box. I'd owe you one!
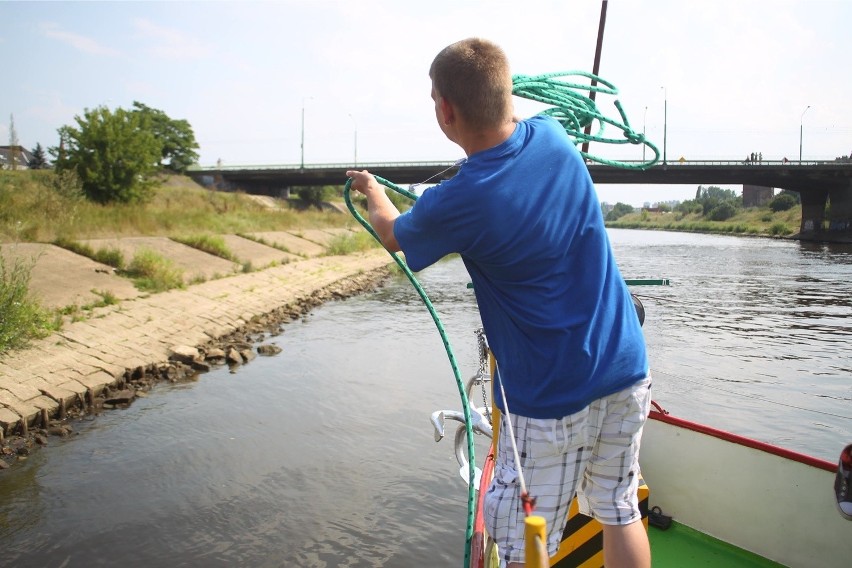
[512,71,660,169]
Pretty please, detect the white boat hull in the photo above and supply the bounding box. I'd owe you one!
[639,408,850,568]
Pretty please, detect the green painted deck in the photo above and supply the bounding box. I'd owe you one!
[650,522,786,568]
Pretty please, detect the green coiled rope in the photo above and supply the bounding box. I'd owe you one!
[344,71,658,568]
[512,71,660,168]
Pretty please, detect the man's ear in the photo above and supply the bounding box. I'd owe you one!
[440,97,455,125]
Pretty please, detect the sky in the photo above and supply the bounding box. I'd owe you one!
[2,0,850,206]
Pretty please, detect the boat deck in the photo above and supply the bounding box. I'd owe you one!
[650,522,785,567]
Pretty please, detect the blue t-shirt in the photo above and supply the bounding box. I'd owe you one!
[394,115,648,418]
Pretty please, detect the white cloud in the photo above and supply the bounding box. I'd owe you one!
[133,18,210,61]
[39,22,121,56]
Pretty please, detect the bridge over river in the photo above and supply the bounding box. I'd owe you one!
[188,160,852,243]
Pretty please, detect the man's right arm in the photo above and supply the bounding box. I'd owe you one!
[345,170,401,252]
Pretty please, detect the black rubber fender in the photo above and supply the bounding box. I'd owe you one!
[631,293,645,327]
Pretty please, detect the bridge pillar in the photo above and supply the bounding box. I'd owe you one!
[743,185,774,207]
[798,188,829,238]
[826,184,852,242]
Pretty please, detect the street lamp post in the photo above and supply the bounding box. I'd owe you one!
[642,105,648,162]
[661,86,667,165]
[300,97,312,169]
[348,113,357,166]
[799,105,811,163]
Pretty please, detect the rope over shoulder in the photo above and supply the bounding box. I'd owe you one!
[512,71,660,169]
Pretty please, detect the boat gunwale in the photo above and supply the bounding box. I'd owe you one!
[649,406,835,472]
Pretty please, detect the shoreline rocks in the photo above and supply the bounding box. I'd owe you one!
[0,258,393,470]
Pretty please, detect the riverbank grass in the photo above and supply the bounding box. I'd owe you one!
[0,170,355,243]
[0,254,59,352]
[172,234,237,262]
[0,170,383,353]
[606,206,801,236]
[325,231,381,256]
[126,249,186,292]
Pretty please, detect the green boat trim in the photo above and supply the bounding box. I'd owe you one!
[650,522,785,568]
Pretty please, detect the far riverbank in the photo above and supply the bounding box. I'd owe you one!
[605,204,801,237]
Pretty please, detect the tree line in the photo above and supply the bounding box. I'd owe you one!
[604,185,800,222]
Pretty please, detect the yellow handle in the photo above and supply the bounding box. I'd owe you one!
[524,515,549,567]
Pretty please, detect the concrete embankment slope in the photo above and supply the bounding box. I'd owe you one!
[0,248,393,437]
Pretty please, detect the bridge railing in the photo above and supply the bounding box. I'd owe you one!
[187,160,460,173]
[633,159,843,167]
[188,158,851,172]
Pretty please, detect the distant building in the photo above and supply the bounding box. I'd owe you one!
[742,184,774,207]
[0,146,35,170]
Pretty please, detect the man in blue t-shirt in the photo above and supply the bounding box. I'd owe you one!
[346,38,651,568]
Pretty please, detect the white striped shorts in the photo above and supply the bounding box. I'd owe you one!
[483,376,652,566]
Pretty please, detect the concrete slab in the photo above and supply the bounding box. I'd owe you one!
[0,243,142,309]
[292,228,359,247]
[247,231,326,258]
[81,237,241,284]
[219,234,299,268]
[0,249,393,437]
[243,195,284,209]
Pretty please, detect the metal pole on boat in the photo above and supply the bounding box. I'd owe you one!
[581,0,608,156]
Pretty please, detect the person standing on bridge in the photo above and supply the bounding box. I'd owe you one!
[346,37,651,568]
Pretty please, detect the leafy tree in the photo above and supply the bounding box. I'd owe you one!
[52,106,162,203]
[694,185,741,217]
[131,101,199,173]
[770,192,798,212]
[29,143,49,169]
[775,189,800,204]
[696,185,738,202]
[675,199,703,215]
[605,202,634,221]
[708,201,737,221]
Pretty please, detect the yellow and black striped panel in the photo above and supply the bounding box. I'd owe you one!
[550,479,649,568]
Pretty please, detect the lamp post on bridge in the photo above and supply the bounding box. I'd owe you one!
[799,105,810,163]
[348,113,357,167]
[660,86,667,165]
[300,97,312,169]
[643,106,648,162]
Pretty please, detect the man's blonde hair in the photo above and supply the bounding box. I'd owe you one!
[429,38,513,130]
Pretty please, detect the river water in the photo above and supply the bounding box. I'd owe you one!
[1,229,850,567]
